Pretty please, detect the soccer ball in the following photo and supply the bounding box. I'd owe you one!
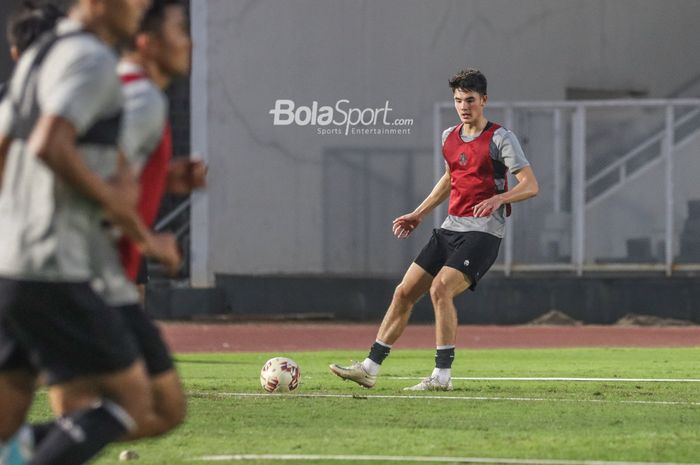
[260,357,300,393]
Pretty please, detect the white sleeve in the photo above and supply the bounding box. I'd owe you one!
[0,97,12,136]
[119,84,167,173]
[38,41,120,135]
[441,126,457,147]
[495,128,530,173]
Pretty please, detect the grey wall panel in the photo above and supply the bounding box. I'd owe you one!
[195,0,700,277]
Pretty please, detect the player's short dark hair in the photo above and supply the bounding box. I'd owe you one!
[449,68,487,96]
[140,0,184,35]
[6,1,64,55]
[120,0,182,51]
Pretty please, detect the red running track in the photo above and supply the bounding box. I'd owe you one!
[160,323,700,352]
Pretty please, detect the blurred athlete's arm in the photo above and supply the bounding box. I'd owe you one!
[29,115,146,236]
[0,133,10,190]
[29,115,181,273]
[166,158,207,194]
[392,162,451,239]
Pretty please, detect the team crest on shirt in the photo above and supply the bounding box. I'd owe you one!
[458,152,467,166]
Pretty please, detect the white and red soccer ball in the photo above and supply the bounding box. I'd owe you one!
[260,357,300,393]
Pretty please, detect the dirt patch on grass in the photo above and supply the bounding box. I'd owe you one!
[528,310,583,326]
[615,313,696,327]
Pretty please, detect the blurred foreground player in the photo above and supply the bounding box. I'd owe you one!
[330,69,539,390]
[0,0,185,464]
[117,0,205,286]
[6,1,64,62]
[0,1,64,184]
[49,0,203,442]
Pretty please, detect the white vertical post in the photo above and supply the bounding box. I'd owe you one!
[433,103,443,228]
[571,105,586,276]
[190,0,211,287]
[504,106,515,277]
[664,105,675,276]
[553,109,564,213]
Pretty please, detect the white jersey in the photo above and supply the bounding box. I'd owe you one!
[0,19,123,281]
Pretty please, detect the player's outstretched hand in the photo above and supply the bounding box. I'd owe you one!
[392,212,422,239]
[473,195,504,217]
[167,159,207,194]
[144,232,182,276]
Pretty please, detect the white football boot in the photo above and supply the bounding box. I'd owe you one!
[329,361,376,388]
[403,376,453,391]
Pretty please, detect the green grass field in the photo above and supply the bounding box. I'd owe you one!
[29,348,700,464]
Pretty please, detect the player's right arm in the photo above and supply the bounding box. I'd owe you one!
[392,162,451,239]
[28,116,182,274]
[28,114,149,243]
[0,97,13,190]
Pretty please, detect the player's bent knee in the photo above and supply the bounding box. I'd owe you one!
[429,281,449,304]
[0,406,30,440]
[0,372,35,440]
[393,282,420,305]
[0,416,24,441]
[98,361,153,425]
[151,370,187,433]
[157,390,186,432]
[48,385,102,417]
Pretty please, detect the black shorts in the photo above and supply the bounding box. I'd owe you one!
[414,229,501,290]
[117,304,174,376]
[135,258,148,285]
[0,278,139,385]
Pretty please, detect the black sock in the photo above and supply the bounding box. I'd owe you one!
[367,341,391,365]
[29,421,53,447]
[28,400,134,465]
[435,347,455,369]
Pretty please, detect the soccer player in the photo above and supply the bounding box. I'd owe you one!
[117,0,205,286]
[330,69,539,391]
[1,1,64,101]
[49,0,199,441]
[0,1,64,185]
[5,1,64,62]
[0,0,187,464]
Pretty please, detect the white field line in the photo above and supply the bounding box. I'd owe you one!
[197,453,700,465]
[387,377,700,383]
[188,391,700,407]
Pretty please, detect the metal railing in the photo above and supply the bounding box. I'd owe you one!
[434,99,700,276]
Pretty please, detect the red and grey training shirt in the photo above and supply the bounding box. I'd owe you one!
[440,122,530,238]
[117,61,172,281]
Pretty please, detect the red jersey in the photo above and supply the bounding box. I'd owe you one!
[118,72,172,281]
[442,122,511,217]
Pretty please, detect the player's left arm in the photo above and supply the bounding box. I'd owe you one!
[473,166,539,217]
[473,128,539,217]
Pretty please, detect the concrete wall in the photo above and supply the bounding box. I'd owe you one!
[0,0,23,79]
[194,1,700,280]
